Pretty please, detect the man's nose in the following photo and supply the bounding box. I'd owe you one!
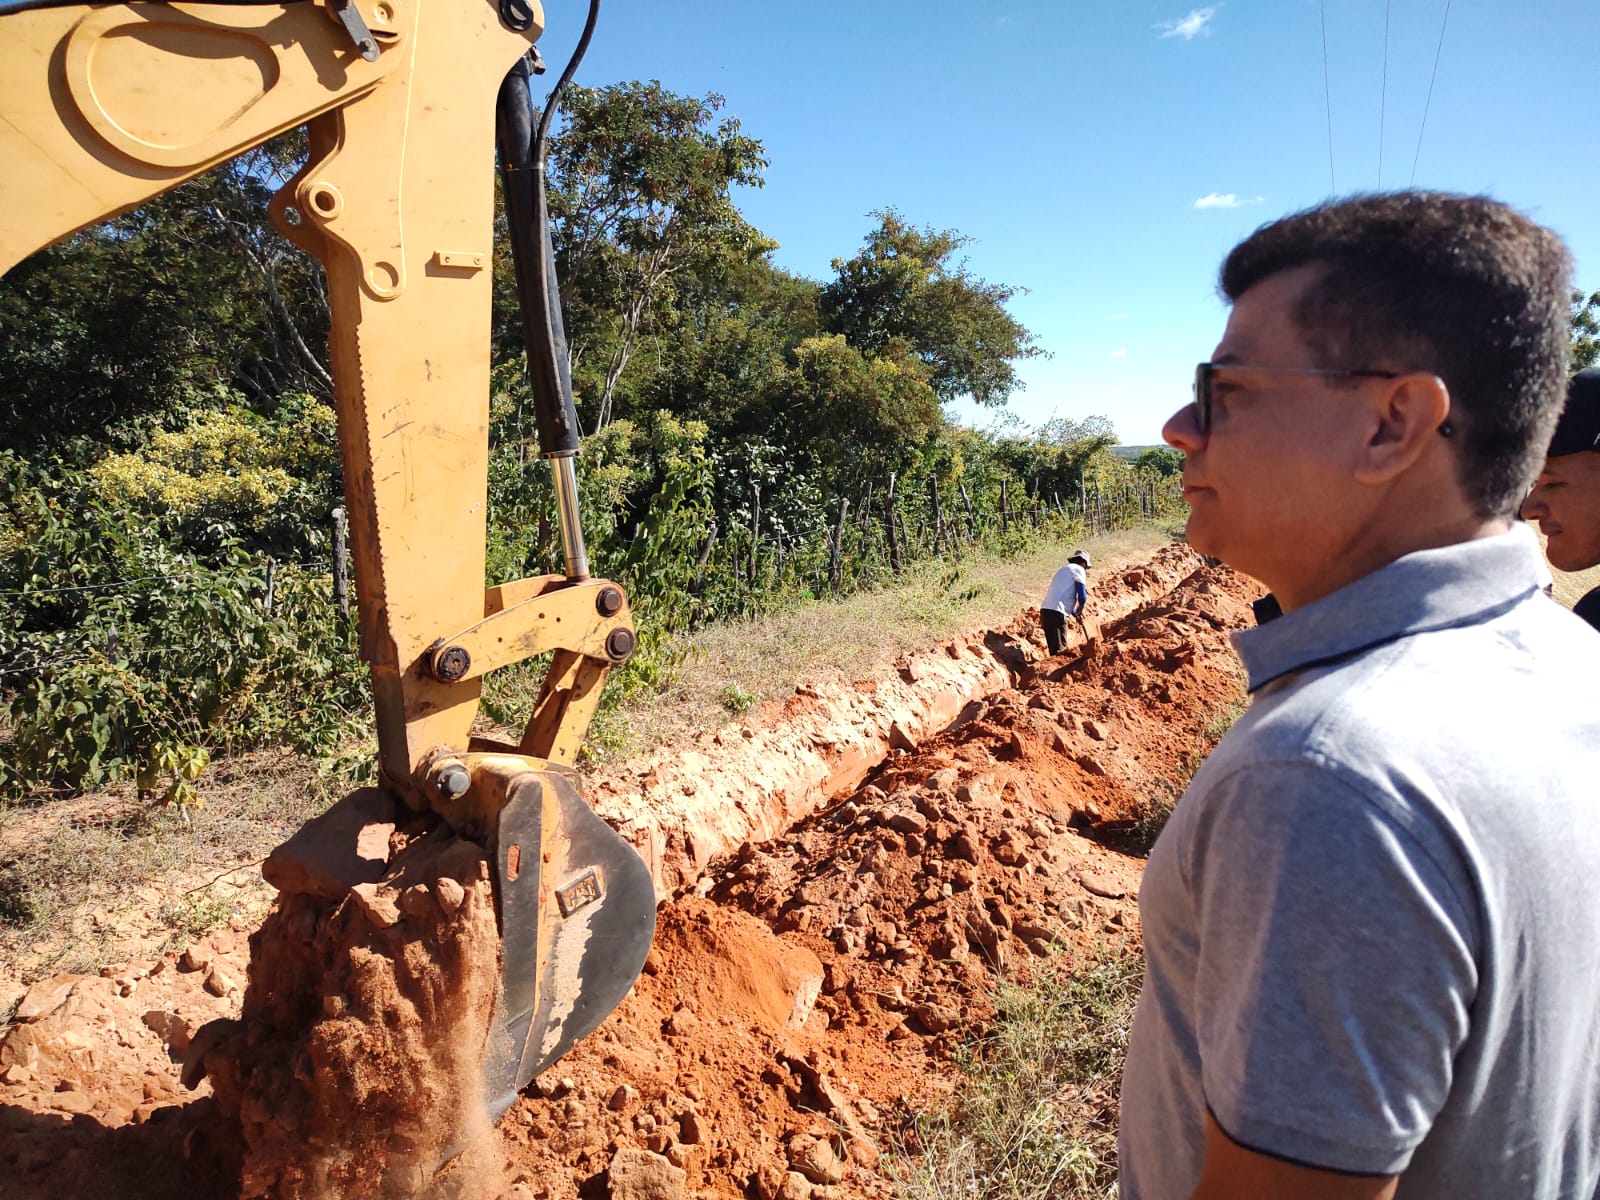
[1163,402,1205,453]
[1520,484,1548,522]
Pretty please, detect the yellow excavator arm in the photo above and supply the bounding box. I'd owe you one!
[1,0,655,1120]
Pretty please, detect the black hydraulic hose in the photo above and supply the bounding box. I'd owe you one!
[534,0,601,162]
[494,0,602,458]
[496,57,578,456]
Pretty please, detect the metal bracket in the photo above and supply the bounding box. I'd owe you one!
[329,0,380,61]
[424,575,635,684]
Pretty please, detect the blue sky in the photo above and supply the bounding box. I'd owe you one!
[538,0,1600,444]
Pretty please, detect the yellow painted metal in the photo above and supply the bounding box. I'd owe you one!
[0,0,633,811]
[441,575,634,679]
[521,650,611,766]
[421,749,538,839]
[0,1,404,276]
[4,0,659,1110]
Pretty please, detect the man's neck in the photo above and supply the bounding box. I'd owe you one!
[1272,514,1511,613]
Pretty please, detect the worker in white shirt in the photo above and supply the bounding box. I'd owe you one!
[1040,548,1090,655]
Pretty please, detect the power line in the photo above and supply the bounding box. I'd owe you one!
[0,570,206,598]
[0,560,333,599]
[1411,0,1455,185]
[1319,0,1336,193]
[1378,0,1391,186]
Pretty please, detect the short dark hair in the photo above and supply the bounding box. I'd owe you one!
[1221,191,1572,517]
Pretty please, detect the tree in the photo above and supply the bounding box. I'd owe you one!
[542,82,770,432]
[633,260,821,436]
[0,135,331,455]
[695,333,943,500]
[1571,289,1600,372]
[819,209,1043,406]
[1135,447,1184,477]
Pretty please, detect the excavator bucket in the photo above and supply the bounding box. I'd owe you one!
[483,769,657,1120]
[476,40,663,1118]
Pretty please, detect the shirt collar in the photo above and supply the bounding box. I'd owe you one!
[1231,525,1547,692]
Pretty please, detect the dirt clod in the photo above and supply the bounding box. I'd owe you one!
[608,1147,686,1200]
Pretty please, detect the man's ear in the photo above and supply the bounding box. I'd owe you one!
[1352,373,1451,485]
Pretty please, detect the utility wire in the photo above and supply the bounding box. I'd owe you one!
[1319,0,1337,193]
[1411,0,1454,185]
[0,570,208,598]
[0,560,334,599]
[1378,0,1391,185]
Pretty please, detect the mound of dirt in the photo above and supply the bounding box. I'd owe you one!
[488,563,1257,1200]
[200,814,507,1200]
[587,544,1211,896]
[0,557,1260,1200]
[0,925,248,1197]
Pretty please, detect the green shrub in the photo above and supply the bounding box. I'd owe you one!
[718,683,756,714]
[1,452,366,802]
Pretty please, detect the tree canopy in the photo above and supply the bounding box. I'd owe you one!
[1571,289,1600,372]
[544,82,771,433]
[818,209,1044,406]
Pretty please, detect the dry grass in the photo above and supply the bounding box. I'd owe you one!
[888,951,1143,1200]
[587,525,1179,765]
[0,750,338,999]
[1550,561,1600,610]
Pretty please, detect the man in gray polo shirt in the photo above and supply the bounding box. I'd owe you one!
[1119,192,1600,1199]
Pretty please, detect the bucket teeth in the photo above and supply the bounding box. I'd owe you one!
[483,769,656,1121]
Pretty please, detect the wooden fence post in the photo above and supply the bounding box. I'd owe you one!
[830,497,850,590]
[331,506,350,617]
[263,557,277,614]
[999,478,1011,534]
[958,482,978,540]
[748,482,761,584]
[690,520,718,596]
[927,475,946,554]
[883,472,902,576]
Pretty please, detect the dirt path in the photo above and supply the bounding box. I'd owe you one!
[0,554,1260,1199]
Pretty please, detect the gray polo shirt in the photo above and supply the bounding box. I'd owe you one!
[1119,528,1600,1199]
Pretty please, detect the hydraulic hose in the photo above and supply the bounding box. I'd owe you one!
[495,0,601,579]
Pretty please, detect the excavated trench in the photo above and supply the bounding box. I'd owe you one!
[0,547,1260,1200]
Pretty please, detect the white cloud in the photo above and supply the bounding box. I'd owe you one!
[1193,192,1264,209]
[1158,6,1218,40]
[1109,347,1128,359]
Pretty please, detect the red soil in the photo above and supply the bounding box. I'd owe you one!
[0,558,1259,1199]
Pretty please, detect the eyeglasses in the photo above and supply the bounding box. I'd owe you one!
[1191,362,1455,437]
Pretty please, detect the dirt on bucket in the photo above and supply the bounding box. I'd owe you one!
[199,820,507,1200]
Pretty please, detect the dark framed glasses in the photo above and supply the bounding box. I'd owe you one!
[1191,363,1455,436]
[1196,366,1395,438]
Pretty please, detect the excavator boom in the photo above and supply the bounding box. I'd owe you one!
[0,0,655,1121]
